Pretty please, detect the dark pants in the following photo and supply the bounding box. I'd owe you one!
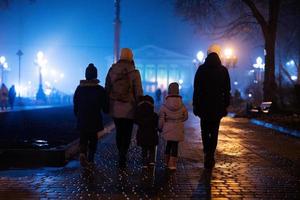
[114,118,134,160]
[142,145,156,163]
[200,118,221,155]
[80,131,98,162]
[165,141,179,157]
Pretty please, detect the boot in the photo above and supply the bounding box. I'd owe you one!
[79,153,88,167]
[204,153,215,169]
[165,154,170,166]
[168,156,177,170]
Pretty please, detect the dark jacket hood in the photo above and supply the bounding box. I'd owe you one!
[203,52,222,68]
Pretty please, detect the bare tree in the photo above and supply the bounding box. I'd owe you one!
[174,0,300,105]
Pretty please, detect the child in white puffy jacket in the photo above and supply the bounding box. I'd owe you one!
[158,82,188,170]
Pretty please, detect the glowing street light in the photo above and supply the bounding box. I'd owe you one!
[253,56,265,82]
[0,56,8,84]
[0,56,6,64]
[291,76,298,81]
[253,56,265,69]
[196,51,205,63]
[224,48,233,59]
[35,51,47,102]
[223,47,237,69]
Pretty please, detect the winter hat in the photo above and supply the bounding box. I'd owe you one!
[207,44,221,57]
[168,82,179,95]
[120,48,133,61]
[138,95,154,107]
[85,63,98,80]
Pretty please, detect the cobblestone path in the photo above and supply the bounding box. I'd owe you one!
[0,113,299,199]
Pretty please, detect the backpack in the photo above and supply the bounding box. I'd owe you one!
[110,69,136,102]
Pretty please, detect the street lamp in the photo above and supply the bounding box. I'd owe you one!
[196,51,205,63]
[253,56,265,82]
[223,47,238,68]
[16,50,24,97]
[0,56,8,84]
[35,51,47,102]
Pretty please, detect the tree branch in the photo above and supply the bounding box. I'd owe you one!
[242,0,268,36]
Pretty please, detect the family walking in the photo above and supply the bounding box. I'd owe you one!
[73,45,230,170]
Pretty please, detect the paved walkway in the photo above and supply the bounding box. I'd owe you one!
[0,113,300,199]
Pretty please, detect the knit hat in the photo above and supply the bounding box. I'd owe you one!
[207,44,222,57]
[120,48,133,61]
[168,82,179,95]
[85,63,97,80]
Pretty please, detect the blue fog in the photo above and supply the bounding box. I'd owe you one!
[0,0,262,97]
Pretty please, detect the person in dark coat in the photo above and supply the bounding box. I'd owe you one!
[8,85,16,109]
[155,88,162,105]
[73,63,108,167]
[135,95,158,168]
[193,52,231,169]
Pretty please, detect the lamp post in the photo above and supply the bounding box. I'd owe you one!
[16,50,23,97]
[35,51,47,102]
[0,56,9,85]
[253,56,265,82]
[223,47,238,90]
[113,0,121,63]
[223,48,238,68]
[0,56,6,84]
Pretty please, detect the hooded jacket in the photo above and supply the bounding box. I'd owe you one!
[193,53,231,120]
[105,59,143,119]
[73,79,108,132]
[158,95,188,141]
[135,96,158,146]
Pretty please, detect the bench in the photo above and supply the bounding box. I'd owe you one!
[247,101,273,116]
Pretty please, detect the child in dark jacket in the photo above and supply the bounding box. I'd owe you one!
[73,63,108,167]
[135,95,158,168]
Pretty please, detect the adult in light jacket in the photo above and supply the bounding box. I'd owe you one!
[105,48,143,168]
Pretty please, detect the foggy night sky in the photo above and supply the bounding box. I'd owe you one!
[0,0,261,94]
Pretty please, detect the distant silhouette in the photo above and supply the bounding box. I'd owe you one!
[74,63,108,167]
[8,85,16,109]
[193,52,231,169]
[135,95,158,168]
[105,48,143,168]
[159,82,188,170]
[0,83,8,110]
[155,88,162,104]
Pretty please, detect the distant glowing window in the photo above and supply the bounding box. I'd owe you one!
[136,64,144,81]
[179,69,189,86]
[169,67,179,84]
[157,65,168,89]
[145,65,156,82]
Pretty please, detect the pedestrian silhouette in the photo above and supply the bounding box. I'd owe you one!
[155,88,162,105]
[159,82,188,170]
[193,51,231,169]
[0,83,9,110]
[8,85,16,109]
[73,63,108,167]
[105,48,143,168]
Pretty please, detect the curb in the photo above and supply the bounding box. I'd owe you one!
[228,112,300,138]
[250,119,300,138]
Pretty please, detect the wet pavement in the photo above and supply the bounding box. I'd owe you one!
[0,113,300,199]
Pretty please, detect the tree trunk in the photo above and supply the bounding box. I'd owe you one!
[263,34,277,103]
